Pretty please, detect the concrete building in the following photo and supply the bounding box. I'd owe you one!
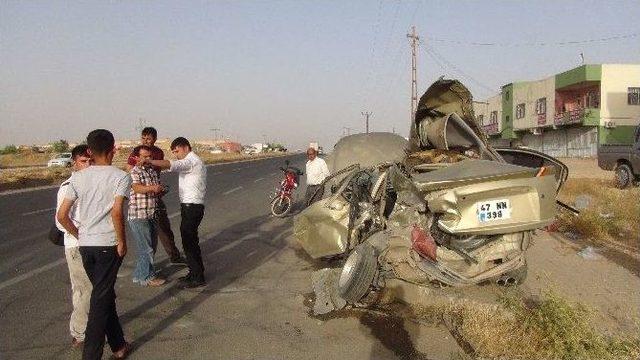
[474,64,640,157]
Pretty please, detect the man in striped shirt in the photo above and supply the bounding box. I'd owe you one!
[129,145,166,287]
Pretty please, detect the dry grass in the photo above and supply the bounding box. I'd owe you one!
[0,151,287,192]
[412,291,640,360]
[0,152,53,168]
[556,178,640,251]
[0,167,73,191]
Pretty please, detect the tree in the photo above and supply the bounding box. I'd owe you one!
[51,139,69,153]
[0,145,18,155]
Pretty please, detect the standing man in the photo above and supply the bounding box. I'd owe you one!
[55,144,92,348]
[57,129,131,360]
[129,145,166,287]
[144,137,207,288]
[127,127,185,265]
[304,147,330,206]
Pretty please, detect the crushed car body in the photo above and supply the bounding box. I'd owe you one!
[294,78,569,314]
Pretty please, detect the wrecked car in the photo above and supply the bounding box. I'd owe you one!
[293,79,570,314]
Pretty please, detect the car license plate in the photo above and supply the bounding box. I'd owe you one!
[477,199,511,222]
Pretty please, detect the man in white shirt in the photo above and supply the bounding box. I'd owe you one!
[305,147,330,206]
[55,144,92,348]
[144,137,207,288]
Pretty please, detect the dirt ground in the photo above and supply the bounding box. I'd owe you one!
[558,157,613,180]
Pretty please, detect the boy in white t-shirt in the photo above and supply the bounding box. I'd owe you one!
[57,129,131,360]
[55,144,92,348]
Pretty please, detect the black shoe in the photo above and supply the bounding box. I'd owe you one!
[182,279,206,289]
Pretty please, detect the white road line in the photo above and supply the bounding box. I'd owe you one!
[223,186,242,195]
[270,172,278,176]
[213,171,223,175]
[0,258,65,292]
[232,168,241,172]
[21,207,56,216]
[254,177,264,182]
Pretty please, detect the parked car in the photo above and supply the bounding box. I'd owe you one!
[598,125,640,188]
[47,152,72,167]
[294,79,570,314]
[209,146,224,154]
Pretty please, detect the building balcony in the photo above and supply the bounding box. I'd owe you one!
[482,123,499,135]
[553,107,600,126]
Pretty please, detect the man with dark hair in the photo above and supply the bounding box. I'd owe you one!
[141,126,157,139]
[143,136,207,288]
[57,129,131,359]
[127,126,185,265]
[129,145,166,287]
[55,144,92,348]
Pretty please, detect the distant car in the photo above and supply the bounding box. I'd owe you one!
[243,147,258,155]
[209,146,224,154]
[47,153,72,167]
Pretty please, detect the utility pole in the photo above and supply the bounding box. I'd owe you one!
[210,127,220,143]
[361,111,372,134]
[407,26,420,123]
[134,118,147,134]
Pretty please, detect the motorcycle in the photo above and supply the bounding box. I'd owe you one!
[270,160,303,217]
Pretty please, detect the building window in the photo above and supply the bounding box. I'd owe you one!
[629,87,640,105]
[505,91,510,100]
[490,111,498,124]
[477,115,484,125]
[516,103,526,119]
[536,98,547,115]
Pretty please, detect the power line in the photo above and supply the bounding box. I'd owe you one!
[424,46,496,94]
[430,32,639,47]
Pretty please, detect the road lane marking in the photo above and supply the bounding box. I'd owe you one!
[270,172,278,176]
[0,258,65,292]
[232,168,241,172]
[213,171,223,175]
[254,177,264,182]
[21,207,56,216]
[223,186,242,195]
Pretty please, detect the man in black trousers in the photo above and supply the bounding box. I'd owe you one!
[57,129,131,359]
[126,126,186,265]
[144,137,207,288]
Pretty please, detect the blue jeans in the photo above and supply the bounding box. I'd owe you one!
[128,218,158,285]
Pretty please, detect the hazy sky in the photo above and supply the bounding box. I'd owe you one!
[1,1,639,149]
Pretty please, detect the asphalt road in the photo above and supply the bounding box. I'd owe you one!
[0,154,462,360]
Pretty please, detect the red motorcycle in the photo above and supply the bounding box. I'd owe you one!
[270,160,303,217]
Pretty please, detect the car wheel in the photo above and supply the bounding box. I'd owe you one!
[615,164,633,189]
[338,243,377,303]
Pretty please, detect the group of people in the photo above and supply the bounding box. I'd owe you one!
[53,129,329,359]
[55,127,207,360]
